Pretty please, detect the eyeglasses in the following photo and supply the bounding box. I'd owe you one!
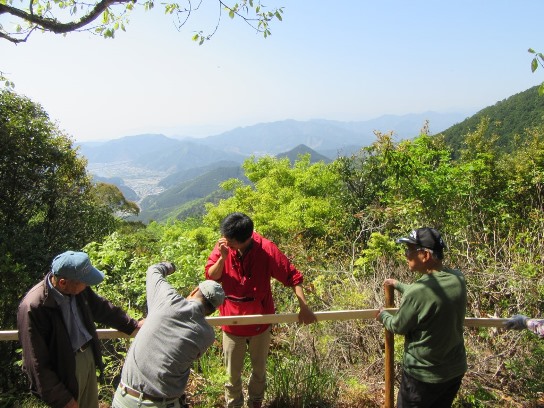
[404,247,433,256]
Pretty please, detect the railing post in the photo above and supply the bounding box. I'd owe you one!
[384,284,395,408]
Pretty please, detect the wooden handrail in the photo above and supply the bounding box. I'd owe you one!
[0,309,510,408]
[0,310,508,341]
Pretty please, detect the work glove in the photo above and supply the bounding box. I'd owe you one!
[159,261,176,276]
[505,314,529,330]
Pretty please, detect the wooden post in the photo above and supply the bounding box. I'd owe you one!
[384,284,395,408]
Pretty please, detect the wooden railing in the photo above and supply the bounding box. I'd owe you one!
[0,312,508,341]
[0,309,398,340]
[0,296,508,408]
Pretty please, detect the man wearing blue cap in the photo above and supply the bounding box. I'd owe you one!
[112,262,225,408]
[17,251,143,408]
[376,228,467,408]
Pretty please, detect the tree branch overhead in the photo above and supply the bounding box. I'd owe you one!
[0,0,284,44]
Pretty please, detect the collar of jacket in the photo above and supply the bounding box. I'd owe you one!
[42,274,61,309]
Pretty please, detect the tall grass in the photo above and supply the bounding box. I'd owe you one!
[266,353,339,408]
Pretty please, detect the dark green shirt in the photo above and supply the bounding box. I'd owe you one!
[380,267,467,383]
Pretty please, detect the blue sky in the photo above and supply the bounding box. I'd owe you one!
[1,1,543,141]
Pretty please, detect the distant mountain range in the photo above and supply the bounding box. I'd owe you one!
[80,134,246,173]
[79,112,468,165]
[76,108,507,222]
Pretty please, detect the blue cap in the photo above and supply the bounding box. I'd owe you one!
[51,251,105,286]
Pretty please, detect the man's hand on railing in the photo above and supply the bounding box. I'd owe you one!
[376,307,384,323]
[131,318,145,336]
[505,314,529,330]
[298,304,317,325]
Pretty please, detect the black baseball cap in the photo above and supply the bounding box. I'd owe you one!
[396,228,446,254]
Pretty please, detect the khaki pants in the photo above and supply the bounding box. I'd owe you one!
[75,346,99,408]
[223,328,271,408]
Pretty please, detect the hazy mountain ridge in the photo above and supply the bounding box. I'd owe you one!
[78,134,180,163]
[190,112,468,156]
[277,144,332,164]
[195,119,367,156]
[78,111,474,222]
[79,137,246,173]
[310,111,471,138]
[80,112,467,168]
[77,87,543,222]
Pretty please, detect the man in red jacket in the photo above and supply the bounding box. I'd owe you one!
[206,212,316,408]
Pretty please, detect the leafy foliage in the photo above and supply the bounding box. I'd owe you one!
[0,89,118,307]
[0,90,123,398]
[86,219,217,314]
[8,91,544,406]
[267,354,339,408]
[94,182,140,218]
[0,0,284,44]
[82,127,544,405]
[529,48,544,95]
[204,154,347,254]
[440,85,544,157]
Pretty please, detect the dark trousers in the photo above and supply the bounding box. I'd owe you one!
[397,371,464,408]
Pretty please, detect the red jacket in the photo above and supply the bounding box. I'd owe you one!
[205,232,303,336]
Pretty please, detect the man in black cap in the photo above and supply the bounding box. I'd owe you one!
[376,228,467,408]
[17,250,143,408]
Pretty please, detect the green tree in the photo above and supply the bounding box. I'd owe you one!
[336,131,456,249]
[86,218,217,314]
[0,90,117,281]
[94,181,140,218]
[204,154,346,255]
[0,0,283,44]
[0,90,120,400]
[47,123,544,406]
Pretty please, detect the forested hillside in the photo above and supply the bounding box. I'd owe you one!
[2,88,544,407]
[138,165,249,222]
[138,145,330,222]
[440,85,544,156]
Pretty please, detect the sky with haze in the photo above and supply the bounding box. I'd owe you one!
[1,0,543,142]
